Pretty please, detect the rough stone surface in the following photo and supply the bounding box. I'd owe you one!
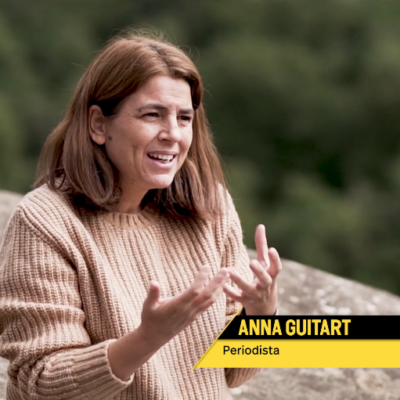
[0,358,6,400]
[1,190,400,400]
[0,191,22,245]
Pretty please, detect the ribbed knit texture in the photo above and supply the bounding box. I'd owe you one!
[0,184,259,400]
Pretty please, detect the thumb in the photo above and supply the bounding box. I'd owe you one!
[144,281,161,309]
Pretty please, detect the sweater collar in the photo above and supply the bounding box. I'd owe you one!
[104,207,158,229]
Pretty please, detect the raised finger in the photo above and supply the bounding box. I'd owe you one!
[204,269,229,294]
[182,266,211,300]
[268,248,282,279]
[228,268,256,295]
[192,269,229,308]
[249,260,272,287]
[255,224,270,269]
[143,281,161,310]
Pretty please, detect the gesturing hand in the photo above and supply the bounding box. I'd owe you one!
[138,267,229,347]
[223,224,282,315]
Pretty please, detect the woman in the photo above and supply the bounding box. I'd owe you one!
[0,32,281,400]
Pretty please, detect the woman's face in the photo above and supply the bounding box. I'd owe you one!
[91,75,194,198]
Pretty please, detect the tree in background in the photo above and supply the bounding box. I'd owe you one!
[1,0,400,294]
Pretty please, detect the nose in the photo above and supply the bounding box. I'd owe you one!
[159,116,182,142]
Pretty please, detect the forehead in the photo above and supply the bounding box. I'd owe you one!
[125,75,193,109]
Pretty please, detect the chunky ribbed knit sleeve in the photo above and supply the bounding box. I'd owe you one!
[221,193,261,388]
[0,207,133,400]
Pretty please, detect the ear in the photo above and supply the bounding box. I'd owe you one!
[88,105,107,145]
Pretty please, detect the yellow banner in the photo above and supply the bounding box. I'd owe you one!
[194,339,400,368]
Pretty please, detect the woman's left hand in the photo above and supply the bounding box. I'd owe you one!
[223,224,282,315]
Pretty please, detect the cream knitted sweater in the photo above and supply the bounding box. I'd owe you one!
[0,185,258,400]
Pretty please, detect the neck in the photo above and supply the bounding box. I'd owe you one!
[115,181,148,214]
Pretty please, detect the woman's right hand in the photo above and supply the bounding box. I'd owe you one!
[138,266,229,347]
[108,267,228,381]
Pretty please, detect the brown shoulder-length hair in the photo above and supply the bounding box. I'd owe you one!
[35,31,226,221]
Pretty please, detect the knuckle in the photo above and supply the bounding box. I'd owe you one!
[201,291,213,301]
[265,274,273,283]
[255,282,266,290]
[191,288,201,297]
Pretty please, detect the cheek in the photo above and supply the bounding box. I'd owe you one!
[104,123,139,161]
[184,128,194,151]
[179,134,193,167]
[105,137,134,169]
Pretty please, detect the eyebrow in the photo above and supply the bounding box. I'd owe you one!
[137,103,194,115]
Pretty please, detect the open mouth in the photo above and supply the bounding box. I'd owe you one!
[147,153,176,164]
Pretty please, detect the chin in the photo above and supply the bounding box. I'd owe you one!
[148,177,175,190]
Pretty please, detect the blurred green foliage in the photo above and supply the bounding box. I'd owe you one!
[1,0,400,294]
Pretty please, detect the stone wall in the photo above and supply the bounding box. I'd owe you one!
[0,191,22,245]
[1,190,400,399]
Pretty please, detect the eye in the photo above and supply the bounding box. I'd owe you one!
[143,112,159,119]
[179,115,192,123]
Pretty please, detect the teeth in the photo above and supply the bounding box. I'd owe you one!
[149,153,174,161]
